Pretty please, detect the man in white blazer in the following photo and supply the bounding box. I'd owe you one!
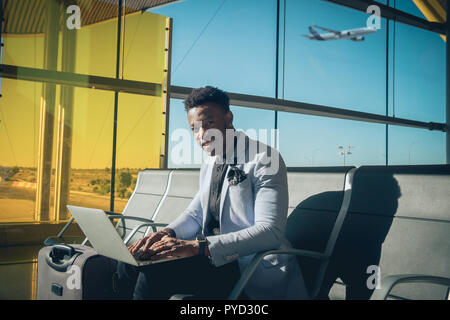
[120,86,308,300]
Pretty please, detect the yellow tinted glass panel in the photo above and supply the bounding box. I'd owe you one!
[1,8,168,222]
[121,12,166,83]
[116,94,164,170]
[0,79,41,222]
[3,0,118,77]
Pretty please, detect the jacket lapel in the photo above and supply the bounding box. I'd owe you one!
[219,131,248,226]
[219,166,231,224]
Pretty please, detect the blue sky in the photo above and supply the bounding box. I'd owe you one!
[149,0,446,167]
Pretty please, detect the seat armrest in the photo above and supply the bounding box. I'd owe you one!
[106,215,155,239]
[370,274,450,300]
[104,211,123,215]
[123,222,169,245]
[107,214,154,223]
[227,248,328,300]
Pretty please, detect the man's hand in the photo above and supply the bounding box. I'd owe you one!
[139,236,199,261]
[128,229,173,255]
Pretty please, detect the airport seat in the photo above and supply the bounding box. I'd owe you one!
[115,169,172,245]
[285,166,356,297]
[52,169,198,246]
[228,165,450,300]
[322,165,450,300]
[150,169,200,225]
[117,166,357,300]
[44,170,172,247]
[118,166,360,300]
[228,166,356,299]
[117,169,200,246]
[55,165,450,300]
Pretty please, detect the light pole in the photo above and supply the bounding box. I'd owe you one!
[338,146,354,166]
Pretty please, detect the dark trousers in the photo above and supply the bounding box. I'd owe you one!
[116,256,244,300]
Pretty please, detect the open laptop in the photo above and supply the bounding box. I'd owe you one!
[67,205,184,266]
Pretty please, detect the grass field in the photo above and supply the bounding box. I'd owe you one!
[0,167,139,222]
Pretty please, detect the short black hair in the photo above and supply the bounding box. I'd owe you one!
[184,86,230,113]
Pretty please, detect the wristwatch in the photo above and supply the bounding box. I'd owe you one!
[196,234,207,256]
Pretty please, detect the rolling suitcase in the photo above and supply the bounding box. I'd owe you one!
[37,244,118,300]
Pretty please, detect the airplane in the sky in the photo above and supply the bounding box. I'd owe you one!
[302,25,378,41]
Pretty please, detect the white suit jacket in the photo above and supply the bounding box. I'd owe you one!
[167,131,309,299]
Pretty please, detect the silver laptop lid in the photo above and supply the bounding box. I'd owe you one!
[67,205,183,266]
[67,205,139,266]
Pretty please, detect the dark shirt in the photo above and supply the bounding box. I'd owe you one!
[205,159,229,236]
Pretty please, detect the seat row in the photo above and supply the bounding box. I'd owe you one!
[104,165,450,300]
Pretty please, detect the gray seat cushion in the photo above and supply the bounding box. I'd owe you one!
[286,167,353,295]
[323,165,450,300]
[118,170,171,241]
[152,169,200,224]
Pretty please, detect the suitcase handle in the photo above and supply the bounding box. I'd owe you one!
[45,244,81,272]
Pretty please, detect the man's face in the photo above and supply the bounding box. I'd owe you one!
[187,102,233,156]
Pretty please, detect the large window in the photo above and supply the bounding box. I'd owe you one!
[388,126,446,165]
[149,0,277,97]
[389,8,445,123]
[283,0,387,115]
[386,0,446,165]
[279,112,386,167]
[0,79,43,222]
[1,0,446,223]
[168,99,276,168]
[161,0,446,168]
[0,1,170,222]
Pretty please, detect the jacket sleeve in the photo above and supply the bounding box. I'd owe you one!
[206,150,289,267]
[166,190,203,240]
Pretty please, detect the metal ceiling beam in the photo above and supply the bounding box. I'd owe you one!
[4,64,445,133]
[170,85,447,132]
[324,0,446,34]
[0,64,162,97]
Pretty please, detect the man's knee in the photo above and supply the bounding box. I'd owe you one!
[116,261,140,299]
[117,261,139,279]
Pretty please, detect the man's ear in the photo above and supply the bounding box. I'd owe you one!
[225,110,234,128]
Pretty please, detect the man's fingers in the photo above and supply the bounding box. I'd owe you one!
[148,238,176,253]
[140,241,178,260]
[150,247,179,260]
[140,245,176,260]
[130,232,179,258]
[128,240,142,253]
[141,233,163,252]
[140,237,154,252]
[129,233,156,253]
[129,236,149,253]
[147,242,170,254]
[129,229,175,253]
